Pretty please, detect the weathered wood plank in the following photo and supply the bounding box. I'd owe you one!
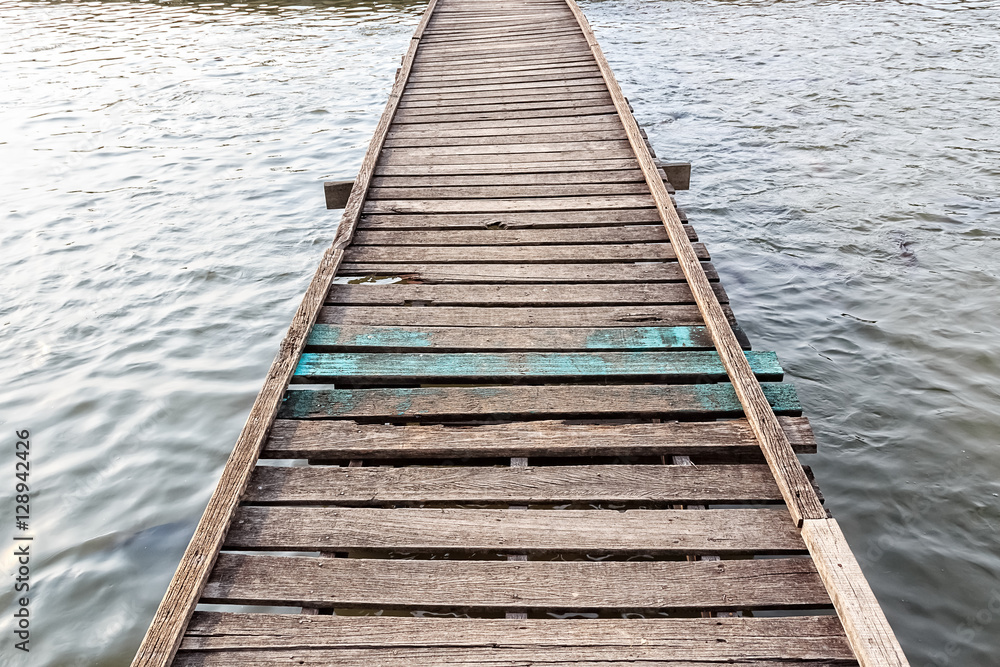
[378,147,634,165]
[392,106,622,125]
[344,243,706,263]
[293,350,779,382]
[402,79,609,99]
[358,209,686,229]
[324,283,726,306]
[175,652,854,667]
[367,182,646,198]
[317,305,714,328]
[801,519,911,667]
[263,417,818,460]
[278,382,801,420]
[305,324,719,351]
[243,463,784,505]
[203,553,825,608]
[380,139,629,155]
[350,225,681,245]
[336,262,709,283]
[179,613,853,664]
[368,169,643,186]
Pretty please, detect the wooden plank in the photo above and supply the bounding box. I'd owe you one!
[180,613,853,664]
[395,100,617,118]
[278,382,801,420]
[323,283,726,306]
[358,209,686,229]
[562,0,826,525]
[367,182,647,197]
[203,553,826,609]
[263,417,818,460]
[129,2,443,665]
[402,78,607,97]
[350,225,681,245]
[801,519,911,667]
[224,508,807,555]
[317,305,714,328]
[335,262,709,283]
[379,139,630,156]
[304,324,721,351]
[368,169,643,185]
[391,105,621,124]
[243,463,784,505]
[385,120,622,138]
[378,147,635,165]
[406,67,604,87]
[323,179,353,209]
[343,243,707,263]
[293,350,779,382]
[382,131,628,149]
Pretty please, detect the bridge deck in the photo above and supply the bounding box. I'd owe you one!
[131,0,909,665]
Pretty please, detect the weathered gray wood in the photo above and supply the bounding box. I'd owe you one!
[657,160,691,190]
[345,243,704,263]
[317,304,714,328]
[392,105,621,125]
[324,283,726,306]
[368,182,647,198]
[378,147,633,165]
[350,225,681,245]
[179,613,853,664]
[263,417,817,460]
[801,519,911,667]
[386,120,621,139]
[175,652,854,667]
[244,463,784,505]
[226,506,813,552]
[338,262,708,284]
[402,79,608,98]
[381,139,629,156]
[358,209,687,229]
[203,553,825,608]
[278,382,800,420]
[323,179,353,209]
[369,169,643,186]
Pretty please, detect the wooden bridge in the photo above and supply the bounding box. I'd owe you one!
[131,0,910,665]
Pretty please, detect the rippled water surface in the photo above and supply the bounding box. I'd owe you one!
[1,0,998,664]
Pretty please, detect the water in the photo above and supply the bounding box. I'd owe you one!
[1,0,997,664]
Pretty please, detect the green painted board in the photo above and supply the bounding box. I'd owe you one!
[293,350,782,382]
[279,382,801,420]
[305,324,722,351]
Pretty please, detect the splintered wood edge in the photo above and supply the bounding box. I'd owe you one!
[560,0,824,528]
[802,519,911,667]
[128,2,440,666]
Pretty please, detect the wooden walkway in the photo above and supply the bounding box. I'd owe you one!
[132,0,910,665]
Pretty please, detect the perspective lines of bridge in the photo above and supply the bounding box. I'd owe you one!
[131,0,911,665]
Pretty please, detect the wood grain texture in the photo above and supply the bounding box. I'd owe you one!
[221,507,809,559]
[293,350,781,382]
[358,208,685,230]
[350,225,689,246]
[560,0,825,526]
[317,304,717,328]
[179,613,853,662]
[243,463,784,505]
[278,382,801,421]
[801,519,911,667]
[129,2,441,666]
[202,553,825,608]
[323,283,725,306]
[336,262,710,283]
[263,417,818,460]
[343,243,708,263]
[304,324,721,351]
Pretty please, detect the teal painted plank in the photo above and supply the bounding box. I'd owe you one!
[293,350,782,381]
[305,324,719,351]
[279,382,801,420]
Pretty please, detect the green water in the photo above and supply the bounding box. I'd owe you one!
[1,0,998,664]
